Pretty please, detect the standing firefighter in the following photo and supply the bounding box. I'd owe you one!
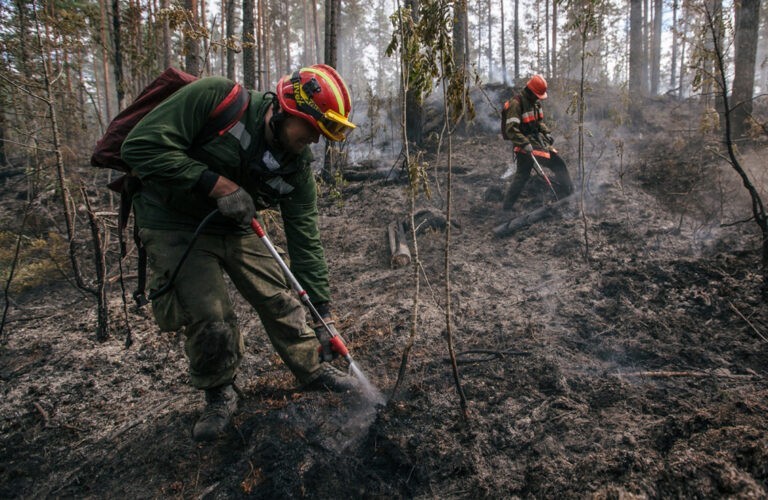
[501,75,574,210]
[121,64,359,442]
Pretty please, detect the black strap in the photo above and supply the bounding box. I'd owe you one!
[133,223,149,307]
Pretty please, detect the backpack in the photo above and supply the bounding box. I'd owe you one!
[500,94,521,140]
[91,67,250,306]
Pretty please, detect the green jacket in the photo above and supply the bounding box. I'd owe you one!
[503,91,552,150]
[121,76,330,304]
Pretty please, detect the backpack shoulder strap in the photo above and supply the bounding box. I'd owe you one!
[195,83,250,143]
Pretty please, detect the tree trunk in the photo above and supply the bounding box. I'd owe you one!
[324,0,339,67]
[545,0,550,77]
[650,0,662,94]
[388,221,411,268]
[162,0,171,69]
[552,0,557,79]
[678,0,687,97]
[184,0,200,76]
[99,0,113,122]
[112,0,125,109]
[629,0,644,121]
[322,0,341,182]
[243,0,256,88]
[486,0,492,81]
[500,0,507,84]
[731,0,761,137]
[670,0,677,93]
[200,0,210,74]
[493,193,578,237]
[226,0,236,80]
[405,0,423,147]
[312,0,320,65]
[263,0,270,85]
[513,0,519,80]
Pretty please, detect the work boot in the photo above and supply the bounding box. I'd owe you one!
[304,363,361,392]
[192,384,238,442]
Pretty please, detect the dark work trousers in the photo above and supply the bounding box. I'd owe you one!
[503,150,574,210]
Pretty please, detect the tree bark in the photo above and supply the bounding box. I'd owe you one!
[162,0,171,69]
[82,187,110,341]
[551,0,557,79]
[670,0,677,93]
[184,0,200,76]
[405,0,424,147]
[731,0,761,137]
[243,0,255,88]
[388,221,411,268]
[650,0,662,95]
[112,0,125,109]
[312,0,320,64]
[629,0,645,121]
[513,0,519,80]
[225,0,235,80]
[500,0,507,84]
[493,193,578,237]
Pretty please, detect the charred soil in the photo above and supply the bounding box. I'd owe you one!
[2,97,768,498]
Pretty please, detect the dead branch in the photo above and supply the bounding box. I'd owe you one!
[617,371,758,379]
[493,192,578,237]
[728,301,768,343]
[81,186,109,341]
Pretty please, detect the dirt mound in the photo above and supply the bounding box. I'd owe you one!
[2,110,767,497]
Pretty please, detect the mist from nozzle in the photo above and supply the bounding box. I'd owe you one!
[348,359,385,405]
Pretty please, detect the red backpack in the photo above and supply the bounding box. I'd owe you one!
[91,67,249,190]
[91,67,250,307]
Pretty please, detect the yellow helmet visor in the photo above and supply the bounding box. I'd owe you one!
[318,109,356,141]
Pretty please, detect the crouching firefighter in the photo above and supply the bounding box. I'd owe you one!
[121,64,359,442]
[501,74,574,210]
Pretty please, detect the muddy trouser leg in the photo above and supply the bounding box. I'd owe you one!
[547,152,574,198]
[221,232,321,384]
[503,154,533,210]
[139,229,244,390]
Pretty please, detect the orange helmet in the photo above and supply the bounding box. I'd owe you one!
[526,74,548,100]
[276,64,356,141]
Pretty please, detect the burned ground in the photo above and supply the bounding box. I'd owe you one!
[1,92,768,498]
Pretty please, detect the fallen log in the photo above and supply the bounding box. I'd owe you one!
[493,192,578,237]
[388,221,411,268]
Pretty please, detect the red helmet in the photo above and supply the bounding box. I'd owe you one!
[526,74,548,99]
[276,64,356,141]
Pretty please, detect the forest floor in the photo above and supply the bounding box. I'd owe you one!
[1,91,768,498]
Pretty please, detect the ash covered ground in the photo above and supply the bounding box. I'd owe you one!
[2,89,767,498]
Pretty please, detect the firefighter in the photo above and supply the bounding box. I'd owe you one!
[121,65,359,442]
[501,74,574,210]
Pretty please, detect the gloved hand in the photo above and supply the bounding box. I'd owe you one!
[314,318,340,362]
[544,133,555,146]
[523,143,534,154]
[216,187,255,225]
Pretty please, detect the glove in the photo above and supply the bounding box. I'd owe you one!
[543,133,554,146]
[216,187,255,225]
[523,143,534,154]
[314,318,340,362]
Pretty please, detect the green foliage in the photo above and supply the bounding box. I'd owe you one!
[0,230,68,294]
[387,0,474,200]
[387,0,472,124]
